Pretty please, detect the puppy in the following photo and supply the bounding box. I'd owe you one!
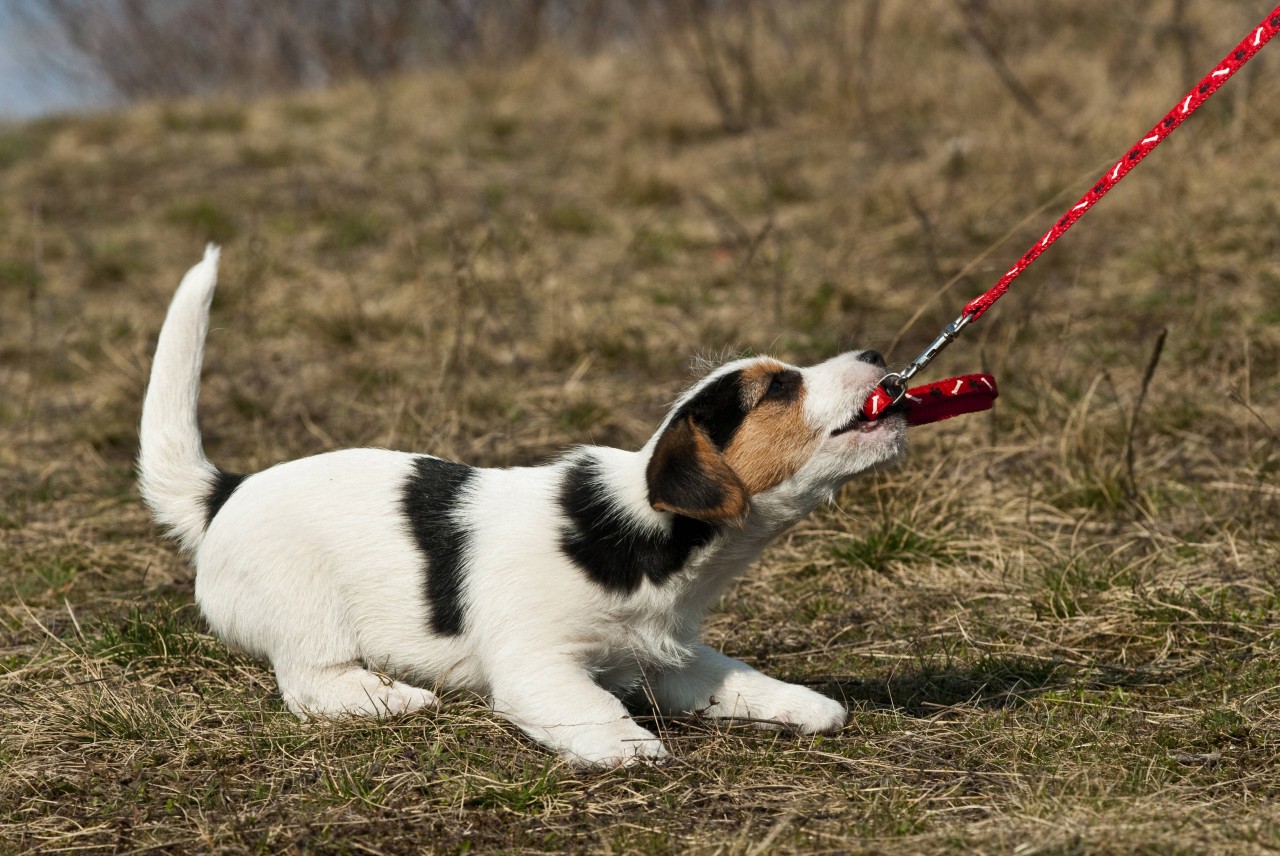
[138,247,907,766]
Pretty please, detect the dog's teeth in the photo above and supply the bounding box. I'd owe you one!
[831,412,866,437]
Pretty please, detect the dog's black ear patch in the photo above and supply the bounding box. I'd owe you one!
[402,456,477,636]
[646,415,749,524]
[560,456,716,594]
[644,368,752,524]
[203,469,247,530]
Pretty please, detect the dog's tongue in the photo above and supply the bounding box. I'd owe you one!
[862,373,999,427]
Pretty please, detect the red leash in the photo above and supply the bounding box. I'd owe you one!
[868,373,999,427]
[871,4,1280,426]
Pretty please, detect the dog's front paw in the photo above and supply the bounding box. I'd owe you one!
[710,683,847,734]
[774,686,847,734]
[558,719,669,768]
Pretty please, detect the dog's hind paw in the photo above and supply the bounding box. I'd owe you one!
[376,681,440,717]
[281,665,439,720]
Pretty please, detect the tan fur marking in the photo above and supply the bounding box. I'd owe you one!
[724,362,820,495]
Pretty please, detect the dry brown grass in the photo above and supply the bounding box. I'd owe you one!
[2,1,1279,852]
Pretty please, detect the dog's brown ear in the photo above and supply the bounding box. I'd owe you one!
[646,414,749,525]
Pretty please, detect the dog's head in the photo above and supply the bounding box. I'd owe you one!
[645,350,906,524]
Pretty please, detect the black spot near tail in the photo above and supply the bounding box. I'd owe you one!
[204,469,247,530]
[559,455,716,594]
[402,457,476,636]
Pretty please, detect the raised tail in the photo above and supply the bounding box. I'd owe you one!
[138,245,233,553]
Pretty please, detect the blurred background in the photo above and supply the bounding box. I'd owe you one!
[5,0,807,119]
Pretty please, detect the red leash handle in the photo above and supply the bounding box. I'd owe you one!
[865,4,1280,423]
[863,373,999,427]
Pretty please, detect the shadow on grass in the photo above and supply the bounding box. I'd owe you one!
[813,654,1159,717]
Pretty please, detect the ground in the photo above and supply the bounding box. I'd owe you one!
[1,1,1279,853]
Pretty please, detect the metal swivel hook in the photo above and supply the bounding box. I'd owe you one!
[877,311,972,404]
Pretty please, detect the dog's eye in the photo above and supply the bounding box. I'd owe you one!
[761,370,799,403]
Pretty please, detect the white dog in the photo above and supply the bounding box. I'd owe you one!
[139,247,907,766]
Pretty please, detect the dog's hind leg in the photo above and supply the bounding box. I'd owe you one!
[276,662,439,720]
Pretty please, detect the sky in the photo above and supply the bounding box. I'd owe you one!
[0,2,112,120]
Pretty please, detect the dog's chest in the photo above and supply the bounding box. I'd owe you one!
[587,586,701,685]
[586,531,780,685]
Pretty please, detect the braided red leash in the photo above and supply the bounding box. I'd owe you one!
[867,4,1280,425]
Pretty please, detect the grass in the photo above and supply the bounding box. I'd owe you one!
[166,199,240,244]
[2,0,1280,852]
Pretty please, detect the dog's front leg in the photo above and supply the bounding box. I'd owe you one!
[489,655,667,767]
[647,643,847,733]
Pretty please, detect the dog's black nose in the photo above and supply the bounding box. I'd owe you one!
[857,350,886,368]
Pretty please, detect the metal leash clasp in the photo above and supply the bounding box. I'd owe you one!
[877,311,973,404]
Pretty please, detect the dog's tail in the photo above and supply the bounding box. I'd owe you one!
[138,245,228,553]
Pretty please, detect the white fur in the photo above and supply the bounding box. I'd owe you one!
[138,245,222,554]
[139,249,907,767]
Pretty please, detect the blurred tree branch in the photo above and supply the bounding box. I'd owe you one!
[19,0,885,130]
[20,0,653,99]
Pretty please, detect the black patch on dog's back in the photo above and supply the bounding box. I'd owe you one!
[672,369,748,450]
[204,469,247,529]
[402,456,477,636]
[559,456,716,593]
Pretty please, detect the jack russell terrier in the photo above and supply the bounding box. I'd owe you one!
[139,247,906,766]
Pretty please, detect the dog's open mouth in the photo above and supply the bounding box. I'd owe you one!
[830,397,907,437]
